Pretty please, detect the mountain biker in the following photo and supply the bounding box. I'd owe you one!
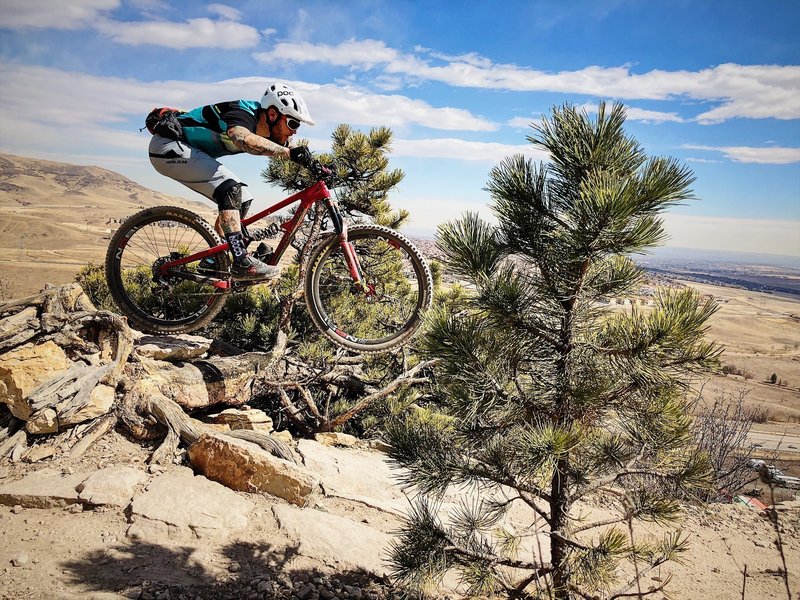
[147,83,316,280]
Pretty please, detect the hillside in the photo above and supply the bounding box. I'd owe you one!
[0,153,216,298]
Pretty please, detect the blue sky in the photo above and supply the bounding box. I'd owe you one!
[1,0,798,257]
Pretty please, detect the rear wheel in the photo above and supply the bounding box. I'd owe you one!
[304,225,433,353]
[105,206,230,333]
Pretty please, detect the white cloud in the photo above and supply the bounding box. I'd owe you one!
[392,138,548,162]
[95,17,261,49]
[255,39,399,69]
[0,0,119,29]
[685,157,722,164]
[255,40,800,122]
[683,144,800,164]
[208,3,242,21]
[0,62,493,134]
[305,84,496,132]
[508,117,538,129]
[578,102,685,123]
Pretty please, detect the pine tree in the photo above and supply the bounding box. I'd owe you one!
[386,103,721,599]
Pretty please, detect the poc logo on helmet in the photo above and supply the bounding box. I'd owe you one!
[276,91,293,97]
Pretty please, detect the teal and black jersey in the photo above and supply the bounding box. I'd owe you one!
[177,100,261,158]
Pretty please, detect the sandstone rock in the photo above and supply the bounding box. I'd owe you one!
[188,434,319,507]
[11,552,29,567]
[76,466,147,506]
[208,408,273,433]
[23,444,56,463]
[272,504,393,577]
[367,439,392,453]
[26,408,58,434]
[133,334,212,361]
[0,469,87,508]
[9,441,26,462]
[314,432,357,447]
[128,467,253,540]
[0,341,71,420]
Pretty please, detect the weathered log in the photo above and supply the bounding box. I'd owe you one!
[224,429,296,464]
[123,348,287,413]
[122,383,297,465]
[0,306,39,352]
[0,283,95,317]
[22,310,134,433]
[68,413,118,459]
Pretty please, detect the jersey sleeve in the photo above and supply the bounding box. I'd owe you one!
[221,105,257,132]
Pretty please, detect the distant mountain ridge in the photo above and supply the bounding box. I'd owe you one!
[0,152,215,298]
[0,152,202,210]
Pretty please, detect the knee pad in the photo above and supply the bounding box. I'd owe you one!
[214,180,243,211]
[240,199,252,219]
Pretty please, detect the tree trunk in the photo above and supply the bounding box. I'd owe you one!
[549,459,572,600]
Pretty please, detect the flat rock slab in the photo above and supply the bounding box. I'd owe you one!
[272,504,393,577]
[0,469,88,508]
[76,466,148,506]
[128,467,253,540]
[297,439,408,515]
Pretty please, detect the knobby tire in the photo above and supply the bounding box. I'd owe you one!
[105,206,230,334]
[304,224,433,353]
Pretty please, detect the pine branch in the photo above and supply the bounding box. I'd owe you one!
[444,543,553,573]
[607,575,673,600]
[550,530,592,551]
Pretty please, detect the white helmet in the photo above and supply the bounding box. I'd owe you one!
[260,83,315,126]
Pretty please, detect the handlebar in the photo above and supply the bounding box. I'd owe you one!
[307,159,358,188]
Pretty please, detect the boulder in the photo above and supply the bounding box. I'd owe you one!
[23,444,56,463]
[188,434,319,506]
[297,439,407,515]
[207,408,274,433]
[59,383,116,426]
[128,467,253,540]
[0,341,71,420]
[26,408,58,434]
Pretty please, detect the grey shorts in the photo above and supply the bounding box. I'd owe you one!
[148,135,255,206]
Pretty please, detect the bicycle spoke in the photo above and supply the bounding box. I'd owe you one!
[307,226,432,351]
[108,209,230,332]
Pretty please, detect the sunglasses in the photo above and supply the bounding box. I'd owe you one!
[284,115,301,131]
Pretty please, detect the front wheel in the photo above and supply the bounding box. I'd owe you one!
[304,225,433,353]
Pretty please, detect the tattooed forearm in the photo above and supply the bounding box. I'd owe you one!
[227,126,290,157]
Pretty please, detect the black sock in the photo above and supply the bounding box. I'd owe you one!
[225,231,248,264]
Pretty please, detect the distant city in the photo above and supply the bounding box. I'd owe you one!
[412,239,800,298]
[637,246,800,297]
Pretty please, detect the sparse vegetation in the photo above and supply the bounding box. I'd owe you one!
[690,388,762,501]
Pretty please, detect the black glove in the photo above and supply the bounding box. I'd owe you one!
[289,146,313,167]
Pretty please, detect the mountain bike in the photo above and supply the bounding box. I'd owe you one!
[105,161,433,353]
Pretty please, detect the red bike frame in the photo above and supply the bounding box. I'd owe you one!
[156,179,367,291]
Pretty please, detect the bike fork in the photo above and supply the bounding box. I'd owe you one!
[325,196,372,295]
